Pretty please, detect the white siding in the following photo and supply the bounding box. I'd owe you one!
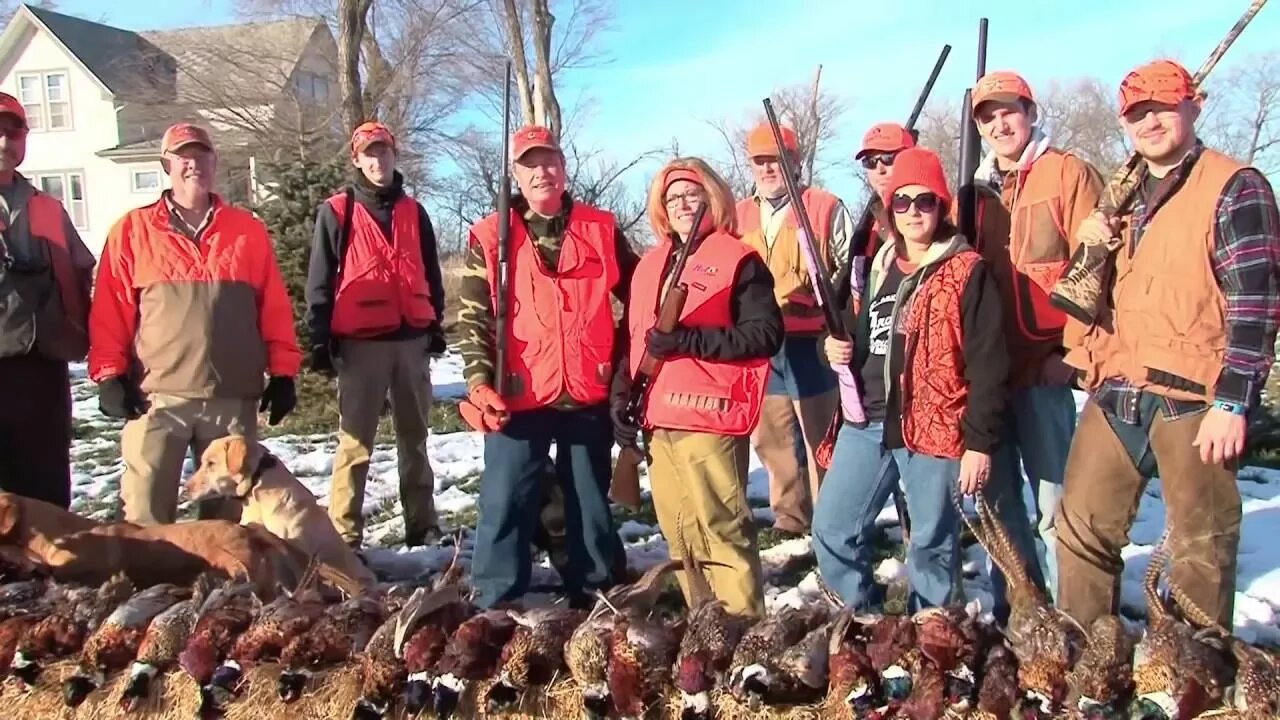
[0,24,151,257]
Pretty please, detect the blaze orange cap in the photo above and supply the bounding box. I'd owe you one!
[513,124,560,160]
[351,121,396,154]
[662,167,703,191]
[971,71,1035,114]
[0,92,27,129]
[856,122,916,159]
[746,122,798,158]
[1118,59,1196,114]
[161,122,213,153]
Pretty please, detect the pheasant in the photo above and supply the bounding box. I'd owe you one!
[1128,526,1233,720]
[397,542,474,715]
[1224,640,1280,720]
[120,572,222,712]
[176,577,258,688]
[10,571,134,688]
[959,491,1085,717]
[973,641,1021,720]
[672,544,754,720]
[1063,614,1137,719]
[351,581,451,719]
[484,606,587,714]
[0,578,48,620]
[431,608,519,719]
[823,609,883,719]
[277,589,388,703]
[910,605,986,717]
[63,581,191,707]
[727,600,830,710]
[608,605,685,720]
[866,613,919,717]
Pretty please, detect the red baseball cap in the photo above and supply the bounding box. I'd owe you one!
[1118,59,1197,114]
[856,122,916,159]
[512,124,561,160]
[746,122,798,158]
[161,122,213,153]
[351,121,396,154]
[971,71,1036,114]
[0,92,27,129]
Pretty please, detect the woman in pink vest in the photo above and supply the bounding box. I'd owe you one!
[611,158,783,619]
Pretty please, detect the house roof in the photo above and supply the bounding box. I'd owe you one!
[23,6,168,97]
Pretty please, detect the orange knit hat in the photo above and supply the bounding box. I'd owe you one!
[881,147,952,209]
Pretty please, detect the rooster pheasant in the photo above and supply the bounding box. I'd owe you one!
[351,581,452,719]
[673,543,753,720]
[10,571,133,688]
[431,607,519,719]
[277,589,388,703]
[485,606,587,714]
[727,601,830,710]
[120,572,222,712]
[1063,613,1137,719]
[176,577,257,688]
[397,579,474,716]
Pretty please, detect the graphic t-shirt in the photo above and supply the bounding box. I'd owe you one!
[859,259,912,422]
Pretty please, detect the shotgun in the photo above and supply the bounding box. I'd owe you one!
[494,59,513,402]
[609,203,710,511]
[1049,0,1267,324]
[956,18,989,247]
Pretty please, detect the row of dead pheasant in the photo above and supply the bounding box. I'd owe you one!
[0,499,1275,720]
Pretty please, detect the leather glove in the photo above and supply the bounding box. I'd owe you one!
[610,401,641,449]
[308,343,336,377]
[645,327,686,360]
[98,375,149,420]
[459,383,509,433]
[426,323,447,357]
[259,376,297,426]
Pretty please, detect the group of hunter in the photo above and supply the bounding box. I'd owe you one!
[0,55,1275,633]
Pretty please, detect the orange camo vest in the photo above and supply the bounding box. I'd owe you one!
[328,192,437,339]
[1069,149,1241,403]
[472,204,620,412]
[899,250,982,459]
[736,187,840,335]
[627,230,769,435]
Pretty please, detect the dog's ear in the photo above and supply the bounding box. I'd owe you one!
[0,495,19,539]
[225,436,249,477]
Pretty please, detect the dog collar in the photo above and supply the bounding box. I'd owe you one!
[236,452,278,499]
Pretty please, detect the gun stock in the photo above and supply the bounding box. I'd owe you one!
[494,60,513,398]
[1049,0,1267,325]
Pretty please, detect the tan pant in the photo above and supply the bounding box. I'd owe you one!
[1055,401,1242,629]
[120,394,257,525]
[329,337,437,545]
[751,390,839,533]
[649,429,765,618]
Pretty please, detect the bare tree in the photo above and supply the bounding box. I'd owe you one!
[1034,77,1129,178]
[337,0,373,132]
[911,97,963,191]
[1201,50,1280,175]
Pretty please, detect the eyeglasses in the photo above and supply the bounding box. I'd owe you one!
[891,192,941,214]
[664,190,705,208]
[860,152,897,170]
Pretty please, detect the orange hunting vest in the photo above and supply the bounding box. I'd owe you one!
[472,204,620,412]
[328,192,437,339]
[627,230,768,435]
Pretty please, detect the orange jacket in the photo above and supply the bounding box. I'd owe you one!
[88,194,301,399]
[627,231,769,435]
[326,192,437,339]
[471,203,621,412]
[736,187,840,334]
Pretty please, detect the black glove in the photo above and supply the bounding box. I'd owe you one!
[259,376,297,426]
[610,401,641,449]
[308,343,336,377]
[98,375,148,420]
[645,327,686,360]
[426,323,447,356]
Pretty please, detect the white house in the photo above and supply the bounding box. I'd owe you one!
[0,4,340,257]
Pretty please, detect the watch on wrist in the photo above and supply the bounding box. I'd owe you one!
[1213,399,1247,416]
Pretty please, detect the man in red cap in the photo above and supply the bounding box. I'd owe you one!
[304,120,446,550]
[0,92,95,509]
[89,121,301,525]
[853,122,917,260]
[1057,59,1280,631]
[454,123,637,609]
[964,69,1106,623]
[735,121,855,537]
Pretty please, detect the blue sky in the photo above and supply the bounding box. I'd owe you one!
[57,0,1280,207]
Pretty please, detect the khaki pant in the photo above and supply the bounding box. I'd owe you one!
[329,337,437,545]
[120,394,257,525]
[1055,399,1241,630]
[751,389,839,533]
[649,429,765,618]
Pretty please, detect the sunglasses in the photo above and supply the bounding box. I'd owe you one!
[859,152,897,170]
[891,192,941,214]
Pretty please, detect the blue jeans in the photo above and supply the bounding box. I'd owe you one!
[469,404,622,608]
[765,336,838,399]
[812,423,963,611]
[984,384,1075,619]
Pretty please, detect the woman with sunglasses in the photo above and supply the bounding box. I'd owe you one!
[609,157,783,618]
[812,146,1009,611]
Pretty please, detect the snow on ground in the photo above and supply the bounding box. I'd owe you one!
[65,352,1280,645]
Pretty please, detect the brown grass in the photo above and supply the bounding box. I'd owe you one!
[440,252,466,336]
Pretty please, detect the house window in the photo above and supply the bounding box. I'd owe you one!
[132,169,161,193]
[36,171,87,229]
[295,72,330,103]
[14,71,71,131]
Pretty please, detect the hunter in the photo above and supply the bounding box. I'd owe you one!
[0,92,95,509]
[1058,59,1280,630]
[88,122,301,525]
[611,157,783,618]
[305,121,447,550]
[813,147,1009,611]
[853,122,918,263]
[455,124,635,609]
[968,70,1104,619]
[736,122,855,537]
